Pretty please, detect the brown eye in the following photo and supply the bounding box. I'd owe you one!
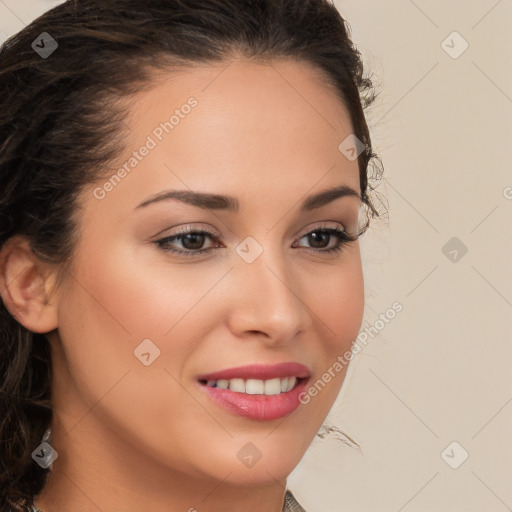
[306,230,331,249]
[155,228,220,256]
[180,232,207,250]
[293,227,357,254]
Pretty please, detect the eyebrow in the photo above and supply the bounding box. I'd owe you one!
[135,184,360,212]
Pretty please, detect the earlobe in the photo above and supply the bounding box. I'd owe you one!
[0,236,59,334]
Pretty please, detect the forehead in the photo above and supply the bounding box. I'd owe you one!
[122,57,354,147]
[87,58,360,212]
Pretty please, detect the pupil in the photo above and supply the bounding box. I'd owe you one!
[309,231,329,248]
[183,233,205,250]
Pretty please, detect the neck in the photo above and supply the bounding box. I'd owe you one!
[34,417,288,512]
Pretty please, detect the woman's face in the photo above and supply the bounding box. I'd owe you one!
[49,58,365,488]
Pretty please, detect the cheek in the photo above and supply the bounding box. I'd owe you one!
[55,238,227,399]
[300,248,364,406]
[55,244,218,464]
[309,249,365,354]
[67,238,222,341]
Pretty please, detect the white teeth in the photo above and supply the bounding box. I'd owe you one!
[205,376,301,395]
[286,377,296,392]
[229,378,246,393]
[264,378,282,395]
[245,379,264,394]
[216,379,229,389]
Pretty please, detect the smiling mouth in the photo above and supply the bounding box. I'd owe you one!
[198,376,306,395]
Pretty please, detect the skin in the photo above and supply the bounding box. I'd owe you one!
[0,58,365,512]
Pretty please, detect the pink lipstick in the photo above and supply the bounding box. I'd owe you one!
[197,362,310,421]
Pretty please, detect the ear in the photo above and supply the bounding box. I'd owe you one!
[0,236,60,333]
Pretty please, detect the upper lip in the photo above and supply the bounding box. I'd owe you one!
[197,362,310,382]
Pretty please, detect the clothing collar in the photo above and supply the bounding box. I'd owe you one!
[29,489,306,512]
[282,490,307,512]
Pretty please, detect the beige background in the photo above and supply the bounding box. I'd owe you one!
[1,1,511,510]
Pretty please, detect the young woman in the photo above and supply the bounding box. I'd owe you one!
[0,1,383,510]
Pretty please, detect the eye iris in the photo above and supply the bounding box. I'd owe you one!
[308,231,329,249]
[182,233,206,250]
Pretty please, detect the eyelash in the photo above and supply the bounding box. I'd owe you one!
[154,224,358,258]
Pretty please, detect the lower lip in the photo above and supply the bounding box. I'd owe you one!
[199,378,309,421]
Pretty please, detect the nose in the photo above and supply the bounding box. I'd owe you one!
[226,247,309,346]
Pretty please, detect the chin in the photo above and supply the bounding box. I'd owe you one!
[215,459,298,486]
[183,439,308,486]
